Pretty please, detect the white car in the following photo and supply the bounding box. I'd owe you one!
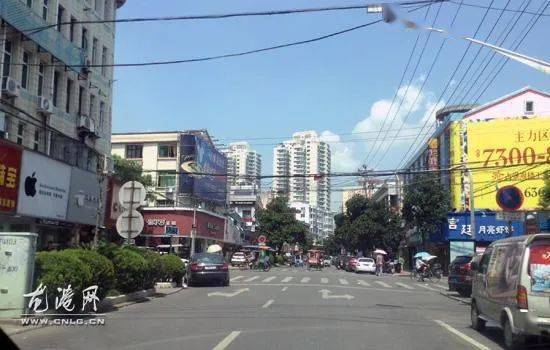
[230,252,247,266]
[323,257,332,267]
[355,258,376,273]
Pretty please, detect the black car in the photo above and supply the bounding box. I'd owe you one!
[187,253,230,286]
[448,255,474,297]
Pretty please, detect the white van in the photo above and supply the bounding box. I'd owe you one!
[470,233,550,349]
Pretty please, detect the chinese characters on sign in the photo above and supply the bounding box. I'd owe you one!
[0,142,22,213]
[146,218,176,226]
[23,284,100,313]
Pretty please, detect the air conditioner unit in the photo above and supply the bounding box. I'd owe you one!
[2,77,20,97]
[37,97,53,115]
[165,187,175,200]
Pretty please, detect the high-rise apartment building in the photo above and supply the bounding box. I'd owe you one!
[272,131,331,212]
[222,142,261,187]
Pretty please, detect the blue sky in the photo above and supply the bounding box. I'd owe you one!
[112,1,550,210]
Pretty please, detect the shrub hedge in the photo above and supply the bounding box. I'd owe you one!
[159,254,185,284]
[111,248,149,293]
[60,249,115,299]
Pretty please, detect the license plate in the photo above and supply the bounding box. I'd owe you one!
[204,266,216,270]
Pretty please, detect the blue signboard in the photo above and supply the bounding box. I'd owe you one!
[443,212,524,242]
[179,134,228,204]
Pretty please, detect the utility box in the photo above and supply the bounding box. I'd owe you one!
[0,232,38,318]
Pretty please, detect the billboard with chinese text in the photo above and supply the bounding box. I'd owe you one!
[0,141,22,213]
[443,212,523,242]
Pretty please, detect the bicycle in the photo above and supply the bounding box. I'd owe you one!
[418,266,442,283]
[410,268,419,280]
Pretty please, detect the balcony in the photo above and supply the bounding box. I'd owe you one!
[0,0,85,72]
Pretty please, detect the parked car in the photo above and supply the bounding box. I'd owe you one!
[230,251,247,266]
[355,258,376,274]
[346,257,358,272]
[448,255,475,297]
[323,256,332,267]
[470,234,550,349]
[187,253,230,286]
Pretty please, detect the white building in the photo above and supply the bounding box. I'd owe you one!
[290,201,334,239]
[0,0,126,250]
[272,131,331,212]
[222,141,261,187]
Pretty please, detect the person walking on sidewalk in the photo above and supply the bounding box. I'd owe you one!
[375,253,384,276]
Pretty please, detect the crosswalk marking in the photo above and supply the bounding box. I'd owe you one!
[416,283,439,292]
[432,284,447,290]
[281,276,293,283]
[395,282,414,290]
[230,276,244,281]
[300,277,310,283]
[262,276,276,282]
[339,279,349,285]
[321,278,329,284]
[374,281,391,288]
[357,280,371,286]
[244,276,260,282]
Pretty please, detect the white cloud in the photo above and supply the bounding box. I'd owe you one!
[319,130,359,172]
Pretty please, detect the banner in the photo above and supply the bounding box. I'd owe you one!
[0,141,22,213]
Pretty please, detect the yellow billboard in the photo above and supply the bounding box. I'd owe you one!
[449,122,463,210]
[466,117,549,211]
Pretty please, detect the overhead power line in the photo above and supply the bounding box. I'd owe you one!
[449,0,550,16]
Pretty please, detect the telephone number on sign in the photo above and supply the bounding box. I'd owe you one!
[524,187,543,198]
[476,146,550,167]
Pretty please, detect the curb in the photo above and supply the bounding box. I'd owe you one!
[439,291,471,305]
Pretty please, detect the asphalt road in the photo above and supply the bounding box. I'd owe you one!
[10,267,508,350]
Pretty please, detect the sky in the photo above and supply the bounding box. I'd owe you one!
[112,0,550,211]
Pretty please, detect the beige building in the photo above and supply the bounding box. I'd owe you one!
[222,141,261,187]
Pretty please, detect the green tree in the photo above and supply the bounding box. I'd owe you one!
[112,154,153,186]
[402,173,449,249]
[540,170,550,208]
[256,197,310,251]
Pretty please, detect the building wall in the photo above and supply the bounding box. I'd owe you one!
[222,141,261,187]
[464,90,550,121]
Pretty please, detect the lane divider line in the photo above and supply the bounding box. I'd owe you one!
[434,320,490,350]
[212,331,241,350]
[262,299,274,308]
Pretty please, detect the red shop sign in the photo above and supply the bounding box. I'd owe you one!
[0,142,22,213]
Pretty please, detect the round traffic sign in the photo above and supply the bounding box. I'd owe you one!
[257,235,267,244]
[118,181,147,210]
[496,186,524,211]
[116,210,144,239]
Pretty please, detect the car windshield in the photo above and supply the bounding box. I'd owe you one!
[192,253,224,264]
[451,256,473,264]
[358,258,374,263]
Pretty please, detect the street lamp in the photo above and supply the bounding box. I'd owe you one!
[379,4,550,74]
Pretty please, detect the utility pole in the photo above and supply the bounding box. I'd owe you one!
[467,168,476,241]
[93,173,106,247]
[190,198,197,257]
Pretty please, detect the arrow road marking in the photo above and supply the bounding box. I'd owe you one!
[318,289,354,300]
[339,279,349,285]
[208,288,249,297]
[212,331,241,350]
[395,282,414,290]
[262,299,274,308]
[374,281,391,288]
[244,276,260,282]
[321,278,329,284]
[262,276,276,282]
[357,280,371,286]
[281,276,293,283]
[301,277,310,283]
[230,276,244,281]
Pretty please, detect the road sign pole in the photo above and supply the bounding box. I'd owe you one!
[127,181,136,246]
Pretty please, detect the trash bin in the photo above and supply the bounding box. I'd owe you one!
[0,232,38,318]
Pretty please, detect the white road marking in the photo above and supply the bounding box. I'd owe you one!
[262,276,276,282]
[212,331,241,350]
[244,276,260,282]
[338,278,349,285]
[281,277,293,283]
[357,280,371,286]
[374,281,391,288]
[208,288,249,298]
[416,283,439,292]
[395,282,414,290]
[318,289,354,300]
[281,286,288,291]
[230,276,244,281]
[301,277,311,283]
[321,278,329,284]
[262,299,274,308]
[434,320,490,350]
[432,284,447,290]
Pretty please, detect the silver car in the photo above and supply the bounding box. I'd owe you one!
[470,233,550,349]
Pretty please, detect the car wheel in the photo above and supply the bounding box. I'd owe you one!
[503,317,522,350]
[470,302,486,331]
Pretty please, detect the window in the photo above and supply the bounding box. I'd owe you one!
[94,0,102,14]
[27,0,33,8]
[242,209,252,218]
[17,123,24,145]
[89,94,95,118]
[37,62,45,96]
[101,46,108,76]
[125,144,143,159]
[157,171,176,188]
[525,101,534,114]
[69,17,77,42]
[33,129,40,151]
[56,5,64,32]
[42,0,48,20]
[158,144,176,158]
[81,28,88,52]
[92,38,98,65]
[21,51,30,89]
[478,248,492,274]
[52,71,60,107]
[2,40,12,78]
[65,79,72,113]
[103,0,110,20]
[78,86,85,114]
[98,101,105,130]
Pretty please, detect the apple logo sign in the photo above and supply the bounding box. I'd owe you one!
[75,192,85,207]
[24,172,37,197]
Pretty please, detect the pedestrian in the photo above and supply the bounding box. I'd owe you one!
[375,253,384,276]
